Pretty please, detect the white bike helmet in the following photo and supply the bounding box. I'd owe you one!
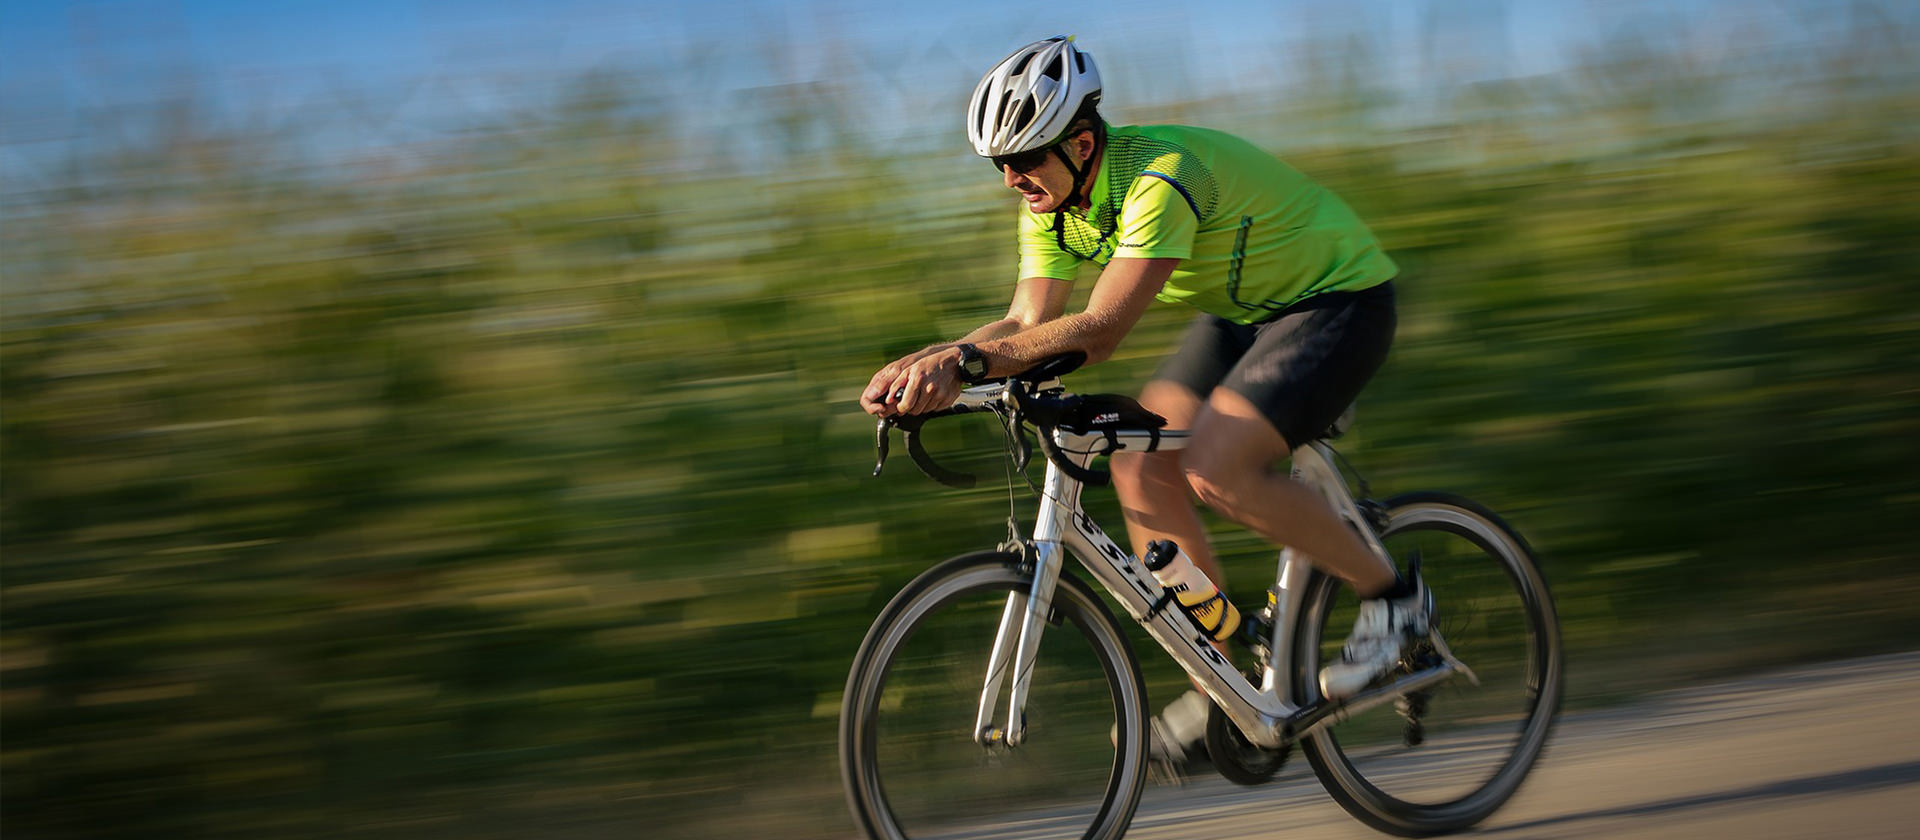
[967,36,1102,157]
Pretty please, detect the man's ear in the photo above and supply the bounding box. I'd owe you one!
[1072,129,1097,163]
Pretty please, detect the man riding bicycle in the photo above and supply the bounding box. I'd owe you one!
[859,35,1429,769]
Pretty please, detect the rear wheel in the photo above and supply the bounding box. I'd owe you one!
[840,552,1149,840]
[1297,493,1563,836]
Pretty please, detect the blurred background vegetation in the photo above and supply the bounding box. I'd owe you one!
[3,2,1917,838]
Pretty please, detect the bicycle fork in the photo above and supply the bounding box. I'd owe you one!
[975,428,1108,749]
[972,539,1065,748]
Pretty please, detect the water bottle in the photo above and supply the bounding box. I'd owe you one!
[1143,540,1241,642]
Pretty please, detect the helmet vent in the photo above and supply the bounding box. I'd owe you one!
[1013,98,1036,132]
[1010,52,1035,77]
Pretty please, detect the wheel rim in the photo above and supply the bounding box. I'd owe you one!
[846,564,1145,840]
[1302,501,1562,824]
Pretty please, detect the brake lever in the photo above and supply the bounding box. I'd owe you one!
[1003,405,1032,472]
[872,417,894,477]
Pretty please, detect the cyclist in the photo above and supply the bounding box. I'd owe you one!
[859,36,1429,768]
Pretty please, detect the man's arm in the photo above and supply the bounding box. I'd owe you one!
[866,258,1178,416]
[861,277,1072,416]
[973,257,1178,374]
[952,275,1077,346]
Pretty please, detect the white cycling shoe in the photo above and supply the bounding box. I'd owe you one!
[1146,689,1210,764]
[1318,577,1434,701]
[1113,688,1210,768]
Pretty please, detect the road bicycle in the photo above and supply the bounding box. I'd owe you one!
[841,353,1562,839]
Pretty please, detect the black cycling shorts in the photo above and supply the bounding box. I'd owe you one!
[1153,281,1397,450]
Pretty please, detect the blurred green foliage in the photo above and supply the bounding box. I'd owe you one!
[4,34,1919,840]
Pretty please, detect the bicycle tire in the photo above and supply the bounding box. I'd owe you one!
[840,551,1150,840]
[1295,493,1564,836]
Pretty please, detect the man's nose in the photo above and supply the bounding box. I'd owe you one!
[1002,165,1023,188]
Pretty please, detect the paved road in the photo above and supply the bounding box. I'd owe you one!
[1112,650,1920,840]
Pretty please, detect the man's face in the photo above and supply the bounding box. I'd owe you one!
[996,131,1093,214]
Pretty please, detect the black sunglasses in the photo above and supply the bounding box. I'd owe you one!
[990,146,1054,173]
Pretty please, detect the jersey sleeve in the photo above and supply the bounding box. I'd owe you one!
[1112,174,1198,261]
[1016,208,1084,281]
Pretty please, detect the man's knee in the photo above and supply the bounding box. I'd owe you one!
[1181,446,1252,512]
[1182,391,1292,512]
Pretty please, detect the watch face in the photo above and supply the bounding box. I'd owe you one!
[960,346,988,381]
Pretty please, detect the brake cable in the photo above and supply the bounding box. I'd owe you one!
[995,390,1038,560]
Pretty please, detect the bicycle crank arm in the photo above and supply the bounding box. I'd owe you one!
[1286,663,1458,741]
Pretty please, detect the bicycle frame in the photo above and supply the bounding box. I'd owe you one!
[972,424,1421,751]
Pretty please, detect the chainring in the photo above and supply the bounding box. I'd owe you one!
[1204,689,1290,786]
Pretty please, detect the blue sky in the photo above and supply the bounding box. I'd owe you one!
[0,0,1892,158]
[0,0,1574,94]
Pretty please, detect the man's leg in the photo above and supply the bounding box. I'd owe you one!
[1110,380,1218,588]
[1185,388,1429,700]
[1158,283,1416,700]
[1109,380,1219,765]
[1182,387,1397,596]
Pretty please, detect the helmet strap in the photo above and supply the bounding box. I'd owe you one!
[1052,122,1106,220]
[1047,123,1114,260]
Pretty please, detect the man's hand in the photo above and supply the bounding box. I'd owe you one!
[859,348,932,416]
[856,275,1076,418]
[861,347,965,417]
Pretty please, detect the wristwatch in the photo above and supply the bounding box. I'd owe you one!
[955,343,991,384]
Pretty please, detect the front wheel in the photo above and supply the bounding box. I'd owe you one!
[840,551,1150,840]
[1297,493,1564,836]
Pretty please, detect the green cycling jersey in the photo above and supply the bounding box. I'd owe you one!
[1017,123,1398,324]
